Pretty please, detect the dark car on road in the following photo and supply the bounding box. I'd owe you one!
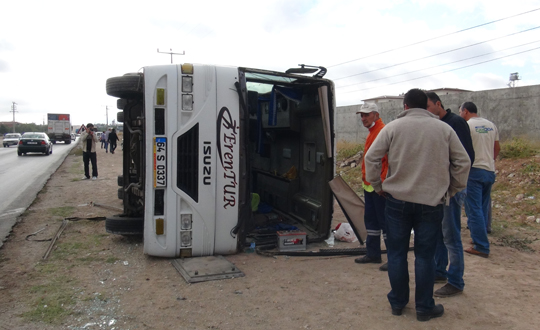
[3,133,22,147]
[17,132,53,156]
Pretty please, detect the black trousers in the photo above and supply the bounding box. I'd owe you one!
[83,151,98,178]
[110,142,117,153]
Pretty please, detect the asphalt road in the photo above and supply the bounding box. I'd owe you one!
[0,138,77,247]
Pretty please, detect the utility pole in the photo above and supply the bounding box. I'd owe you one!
[106,106,109,127]
[10,102,17,133]
[157,48,185,63]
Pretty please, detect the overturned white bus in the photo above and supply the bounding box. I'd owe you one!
[105,63,338,257]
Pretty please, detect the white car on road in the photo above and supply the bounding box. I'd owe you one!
[3,133,22,147]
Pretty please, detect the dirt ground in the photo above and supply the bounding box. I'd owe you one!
[1,145,540,330]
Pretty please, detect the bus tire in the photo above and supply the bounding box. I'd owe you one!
[106,74,143,99]
[117,187,124,200]
[117,175,124,187]
[117,98,128,110]
[105,215,143,235]
[117,111,124,123]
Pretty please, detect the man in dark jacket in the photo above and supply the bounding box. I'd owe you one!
[426,92,475,298]
[107,128,119,154]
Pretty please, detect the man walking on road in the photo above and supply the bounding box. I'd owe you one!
[459,101,500,258]
[108,128,119,154]
[80,123,99,180]
[103,128,111,153]
[365,88,470,322]
[354,103,389,271]
[426,92,475,298]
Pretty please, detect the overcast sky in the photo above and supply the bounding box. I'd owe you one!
[1,0,539,126]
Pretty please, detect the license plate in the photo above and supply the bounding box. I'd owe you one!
[154,137,166,187]
[27,142,37,144]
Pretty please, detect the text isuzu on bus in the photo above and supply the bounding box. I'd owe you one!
[105,63,340,258]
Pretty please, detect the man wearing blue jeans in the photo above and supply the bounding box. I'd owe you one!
[459,101,500,258]
[426,92,475,297]
[365,89,470,322]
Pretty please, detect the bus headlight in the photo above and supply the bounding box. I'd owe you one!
[182,94,193,111]
[180,231,192,247]
[180,214,192,230]
[182,76,193,93]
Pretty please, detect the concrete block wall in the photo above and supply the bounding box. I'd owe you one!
[336,84,540,143]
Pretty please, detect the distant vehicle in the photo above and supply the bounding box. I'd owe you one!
[17,132,53,156]
[3,133,22,147]
[71,133,76,140]
[47,113,72,144]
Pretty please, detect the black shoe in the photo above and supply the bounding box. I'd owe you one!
[417,304,444,322]
[435,275,447,283]
[392,307,403,316]
[354,255,382,264]
[434,283,463,298]
[379,263,388,271]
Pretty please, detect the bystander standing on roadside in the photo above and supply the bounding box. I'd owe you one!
[79,123,99,180]
[354,103,389,271]
[426,92,474,297]
[108,128,119,154]
[100,131,106,149]
[459,101,500,258]
[365,88,470,322]
[103,128,111,153]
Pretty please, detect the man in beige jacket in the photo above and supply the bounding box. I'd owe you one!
[80,123,99,180]
[365,88,470,322]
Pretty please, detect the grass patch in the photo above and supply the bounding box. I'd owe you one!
[35,262,59,274]
[70,148,83,156]
[48,206,76,218]
[522,162,540,174]
[338,166,363,194]
[69,159,82,174]
[336,140,363,161]
[50,234,107,263]
[50,241,86,261]
[335,140,365,193]
[106,257,119,264]
[90,234,109,246]
[23,275,76,324]
[499,138,539,159]
[76,255,102,263]
[494,235,536,252]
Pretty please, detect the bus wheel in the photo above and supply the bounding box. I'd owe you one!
[117,98,128,110]
[106,73,143,99]
[105,215,143,235]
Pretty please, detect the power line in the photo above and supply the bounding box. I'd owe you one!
[329,7,540,68]
[339,46,540,94]
[336,39,540,89]
[333,25,540,81]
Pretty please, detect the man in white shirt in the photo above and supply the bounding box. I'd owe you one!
[459,102,500,258]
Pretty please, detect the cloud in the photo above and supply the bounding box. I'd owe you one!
[1,0,540,123]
